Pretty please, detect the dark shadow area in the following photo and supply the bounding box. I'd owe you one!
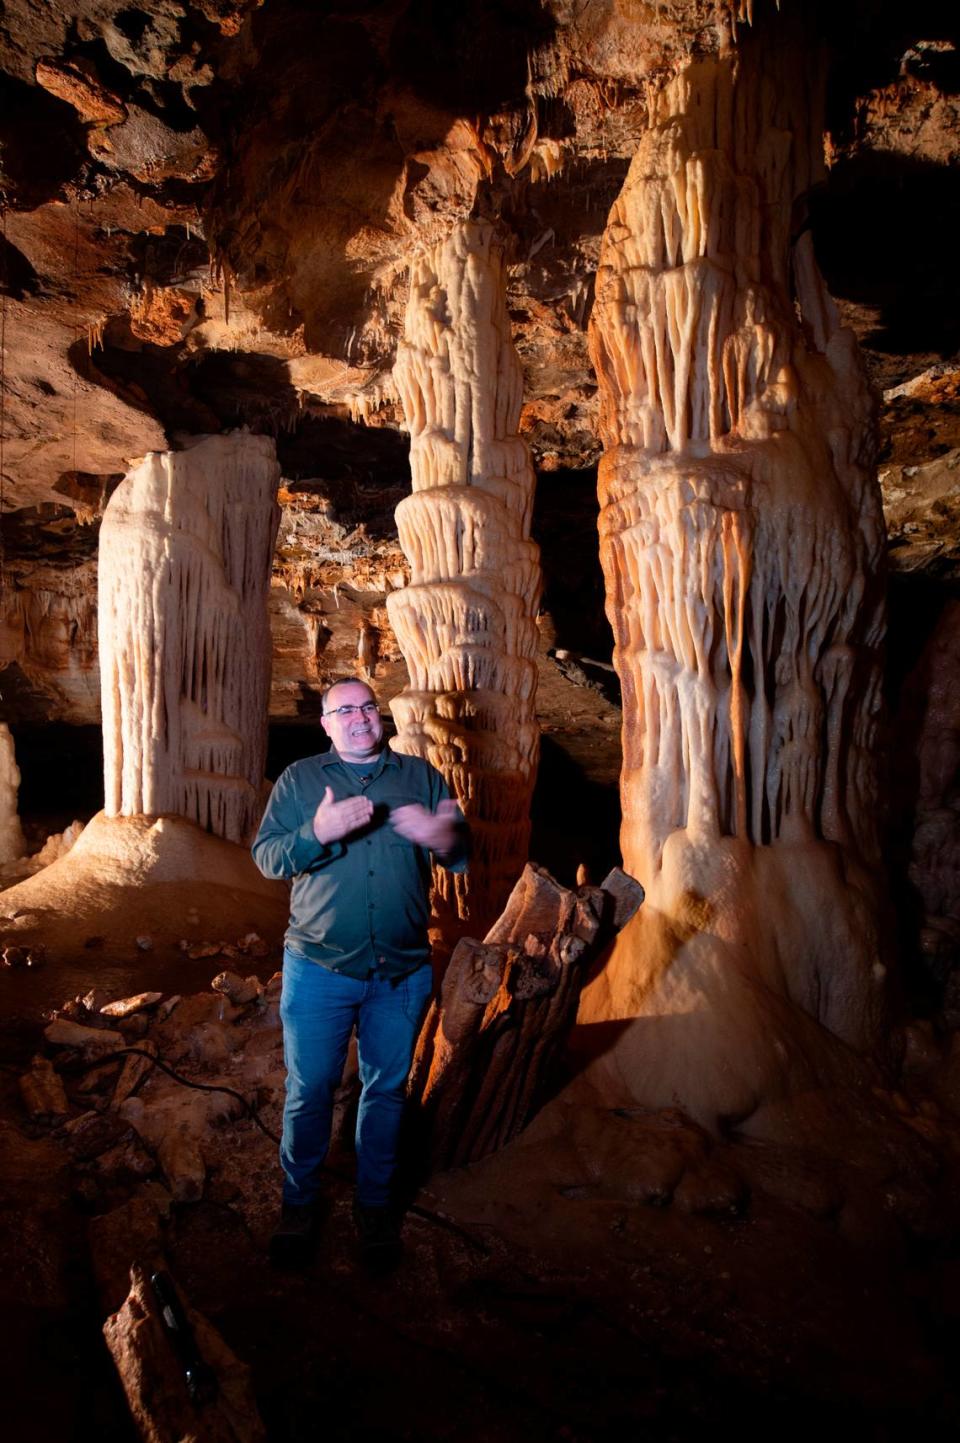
[9,723,104,834]
[0,234,40,300]
[265,722,331,783]
[276,413,410,538]
[68,330,220,436]
[0,72,86,210]
[884,573,960,1013]
[810,151,960,361]
[1,504,99,565]
[823,0,960,143]
[532,465,612,662]
[530,734,621,889]
[123,225,209,290]
[390,0,556,113]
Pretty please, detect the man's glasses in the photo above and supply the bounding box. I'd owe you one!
[324,702,380,718]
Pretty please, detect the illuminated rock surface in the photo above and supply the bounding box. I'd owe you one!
[389,220,542,937]
[99,432,280,845]
[577,31,889,1129]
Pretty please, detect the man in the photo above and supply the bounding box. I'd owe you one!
[251,677,467,1269]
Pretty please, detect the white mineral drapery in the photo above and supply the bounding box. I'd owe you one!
[578,33,889,1128]
[0,723,26,863]
[98,431,280,845]
[388,220,542,940]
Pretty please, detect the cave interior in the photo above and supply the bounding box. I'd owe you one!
[2,1,960,1439]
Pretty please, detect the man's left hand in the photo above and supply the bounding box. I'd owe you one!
[391,799,460,855]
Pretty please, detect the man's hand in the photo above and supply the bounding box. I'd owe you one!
[391,799,460,855]
[312,786,373,845]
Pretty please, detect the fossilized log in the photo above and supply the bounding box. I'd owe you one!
[578,20,889,1130]
[103,1263,266,1443]
[388,220,542,942]
[410,863,643,1168]
[99,431,280,845]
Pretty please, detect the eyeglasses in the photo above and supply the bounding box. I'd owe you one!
[323,701,380,718]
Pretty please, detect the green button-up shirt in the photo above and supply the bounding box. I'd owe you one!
[251,746,468,978]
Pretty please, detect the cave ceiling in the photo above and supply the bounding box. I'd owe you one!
[1,0,959,731]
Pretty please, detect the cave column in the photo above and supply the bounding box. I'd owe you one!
[387,220,542,942]
[98,431,280,845]
[579,30,889,1124]
[0,725,26,863]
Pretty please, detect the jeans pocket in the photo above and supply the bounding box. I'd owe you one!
[400,965,433,1026]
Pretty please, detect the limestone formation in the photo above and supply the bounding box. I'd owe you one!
[98,432,280,845]
[0,725,26,864]
[579,29,889,1131]
[388,220,542,940]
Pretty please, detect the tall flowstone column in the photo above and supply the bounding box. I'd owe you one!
[388,220,542,942]
[578,36,889,1131]
[98,432,280,845]
[0,724,26,863]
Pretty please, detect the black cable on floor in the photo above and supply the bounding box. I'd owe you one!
[82,1046,490,1254]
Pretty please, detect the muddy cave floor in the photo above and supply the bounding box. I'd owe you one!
[3,945,960,1443]
[2,689,959,1440]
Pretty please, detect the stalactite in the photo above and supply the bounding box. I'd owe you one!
[388,220,542,941]
[98,432,280,845]
[578,28,889,1131]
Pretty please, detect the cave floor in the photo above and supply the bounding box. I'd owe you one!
[3,974,960,1443]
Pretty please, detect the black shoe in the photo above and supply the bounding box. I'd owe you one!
[269,1201,318,1269]
[353,1202,402,1275]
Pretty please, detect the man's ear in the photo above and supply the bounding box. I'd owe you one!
[320,715,332,740]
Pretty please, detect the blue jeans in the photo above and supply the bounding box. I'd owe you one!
[279,949,433,1208]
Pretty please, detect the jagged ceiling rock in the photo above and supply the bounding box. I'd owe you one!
[0,0,958,744]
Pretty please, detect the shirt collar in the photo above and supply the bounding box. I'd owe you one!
[320,746,398,771]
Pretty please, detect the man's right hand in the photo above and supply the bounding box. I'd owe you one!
[312,786,373,845]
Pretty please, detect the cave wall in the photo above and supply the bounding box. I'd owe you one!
[1,0,959,994]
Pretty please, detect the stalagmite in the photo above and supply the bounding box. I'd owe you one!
[0,724,26,863]
[388,220,542,941]
[98,432,280,845]
[578,26,889,1132]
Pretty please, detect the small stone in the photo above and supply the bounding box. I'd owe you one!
[598,867,645,930]
[2,945,28,968]
[210,970,262,1007]
[101,991,163,1019]
[44,1018,125,1054]
[19,1056,70,1121]
[82,988,112,1015]
[157,1131,205,1203]
[239,932,268,957]
[60,1110,130,1161]
[156,995,181,1022]
[135,935,153,951]
[188,942,222,960]
[93,1136,156,1186]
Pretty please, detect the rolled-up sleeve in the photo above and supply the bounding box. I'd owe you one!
[251,766,345,879]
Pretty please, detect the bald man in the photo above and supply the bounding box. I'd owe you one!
[252,678,468,1269]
